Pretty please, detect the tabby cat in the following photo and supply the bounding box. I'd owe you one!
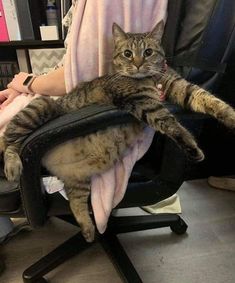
[1,21,235,242]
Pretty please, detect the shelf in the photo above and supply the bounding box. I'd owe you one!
[0,40,64,48]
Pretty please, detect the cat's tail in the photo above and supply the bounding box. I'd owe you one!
[3,96,61,182]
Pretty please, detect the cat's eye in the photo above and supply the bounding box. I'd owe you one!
[144,48,153,57]
[124,50,133,58]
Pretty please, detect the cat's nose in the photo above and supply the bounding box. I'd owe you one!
[133,57,144,69]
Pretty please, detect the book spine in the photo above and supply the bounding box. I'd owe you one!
[0,61,19,90]
[0,0,9,42]
[2,0,21,41]
[14,0,35,40]
[16,49,31,73]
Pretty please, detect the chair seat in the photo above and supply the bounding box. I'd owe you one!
[0,177,20,212]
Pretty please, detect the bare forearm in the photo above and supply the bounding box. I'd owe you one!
[31,67,66,96]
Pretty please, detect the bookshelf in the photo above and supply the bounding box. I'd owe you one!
[0,40,65,90]
[0,40,64,48]
[0,0,70,89]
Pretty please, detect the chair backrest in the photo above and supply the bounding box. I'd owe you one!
[163,0,235,92]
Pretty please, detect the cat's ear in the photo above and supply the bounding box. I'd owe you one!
[112,23,128,45]
[147,20,165,42]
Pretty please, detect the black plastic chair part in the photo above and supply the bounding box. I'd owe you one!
[20,104,190,283]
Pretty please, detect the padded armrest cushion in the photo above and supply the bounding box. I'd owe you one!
[21,104,136,155]
[20,102,205,164]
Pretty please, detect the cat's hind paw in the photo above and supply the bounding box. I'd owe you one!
[186,147,205,163]
[81,224,95,243]
[4,156,22,182]
[0,137,6,161]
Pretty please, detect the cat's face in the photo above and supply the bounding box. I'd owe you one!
[112,21,165,78]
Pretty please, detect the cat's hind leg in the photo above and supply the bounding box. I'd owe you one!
[0,137,6,162]
[4,144,22,182]
[65,181,95,243]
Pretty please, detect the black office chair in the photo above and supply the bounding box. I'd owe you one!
[1,1,235,282]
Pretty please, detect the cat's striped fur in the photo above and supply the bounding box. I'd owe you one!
[1,21,235,242]
[159,68,235,129]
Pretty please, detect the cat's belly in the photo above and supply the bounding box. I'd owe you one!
[42,122,144,183]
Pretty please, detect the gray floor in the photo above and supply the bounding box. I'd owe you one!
[1,179,235,283]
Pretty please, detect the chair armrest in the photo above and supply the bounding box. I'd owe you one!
[19,103,206,226]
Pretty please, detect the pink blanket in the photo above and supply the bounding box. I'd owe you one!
[64,0,168,233]
[0,93,40,135]
[0,0,168,234]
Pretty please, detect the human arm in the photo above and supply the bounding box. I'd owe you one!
[7,66,66,96]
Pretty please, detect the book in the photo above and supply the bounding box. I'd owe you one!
[0,60,19,90]
[16,49,31,73]
[14,0,35,40]
[2,0,21,41]
[0,0,9,42]
[0,60,19,77]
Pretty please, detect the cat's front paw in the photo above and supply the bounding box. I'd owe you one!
[4,156,22,182]
[186,146,205,163]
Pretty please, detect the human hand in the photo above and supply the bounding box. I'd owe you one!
[0,88,21,109]
[7,72,30,93]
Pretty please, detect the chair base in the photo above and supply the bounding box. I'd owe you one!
[22,213,187,283]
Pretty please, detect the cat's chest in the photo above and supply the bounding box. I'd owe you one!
[88,86,109,103]
[104,77,156,94]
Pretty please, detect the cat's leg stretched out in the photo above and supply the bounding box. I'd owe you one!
[64,181,95,243]
[3,143,22,182]
[147,111,204,162]
[114,94,204,162]
[162,67,235,130]
[1,96,61,182]
[0,137,6,161]
[0,137,22,181]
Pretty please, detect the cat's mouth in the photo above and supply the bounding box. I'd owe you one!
[127,69,163,79]
[129,72,148,78]
[116,65,164,78]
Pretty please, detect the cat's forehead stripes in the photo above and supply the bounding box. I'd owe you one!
[125,40,147,54]
[126,32,150,47]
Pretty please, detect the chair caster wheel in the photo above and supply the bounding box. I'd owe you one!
[34,278,48,283]
[23,278,48,283]
[170,218,188,235]
[35,277,48,283]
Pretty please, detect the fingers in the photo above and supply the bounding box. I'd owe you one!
[0,93,18,109]
[7,72,29,93]
[0,89,20,110]
[0,89,9,103]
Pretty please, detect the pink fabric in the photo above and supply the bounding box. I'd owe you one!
[65,0,168,84]
[91,127,155,233]
[0,93,41,135]
[64,0,168,233]
[0,0,168,234]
